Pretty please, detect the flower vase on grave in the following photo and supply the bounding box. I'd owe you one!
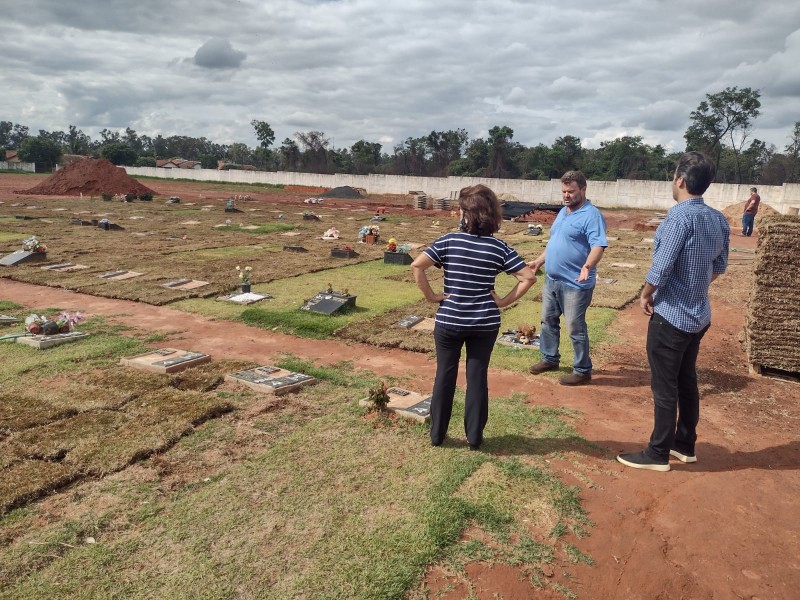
[365,234,378,245]
[241,284,251,294]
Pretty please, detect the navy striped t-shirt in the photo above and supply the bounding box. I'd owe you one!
[423,232,526,331]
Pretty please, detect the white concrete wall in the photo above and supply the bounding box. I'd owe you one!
[0,161,35,173]
[123,166,800,214]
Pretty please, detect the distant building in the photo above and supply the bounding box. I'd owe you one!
[217,160,256,171]
[4,150,20,163]
[156,159,201,169]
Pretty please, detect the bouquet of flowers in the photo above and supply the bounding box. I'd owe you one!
[22,236,46,253]
[236,265,252,285]
[56,311,84,332]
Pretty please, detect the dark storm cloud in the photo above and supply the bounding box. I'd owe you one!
[192,39,247,69]
[0,1,799,152]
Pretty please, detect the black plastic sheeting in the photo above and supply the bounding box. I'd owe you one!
[500,201,562,220]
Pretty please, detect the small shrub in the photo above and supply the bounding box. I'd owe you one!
[367,382,390,412]
[101,192,113,201]
[138,192,153,201]
[124,193,137,202]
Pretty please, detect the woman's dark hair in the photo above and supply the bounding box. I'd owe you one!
[459,184,503,236]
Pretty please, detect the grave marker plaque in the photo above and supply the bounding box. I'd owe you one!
[358,387,431,422]
[283,245,308,252]
[161,279,209,290]
[300,291,356,315]
[120,348,212,374]
[98,269,144,281]
[226,366,317,395]
[0,250,47,267]
[395,315,425,329]
[410,317,436,332]
[17,331,89,349]
[331,248,358,258]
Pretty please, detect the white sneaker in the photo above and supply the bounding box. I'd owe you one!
[669,449,697,463]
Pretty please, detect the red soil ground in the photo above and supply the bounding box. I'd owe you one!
[2,173,798,598]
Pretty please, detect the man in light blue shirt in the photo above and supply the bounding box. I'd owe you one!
[618,151,729,472]
[527,171,607,386]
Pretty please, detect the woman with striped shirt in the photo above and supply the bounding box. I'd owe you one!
[411,184,537,450]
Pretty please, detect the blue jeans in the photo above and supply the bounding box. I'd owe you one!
[742,213,755,236]
[539,277,594,375]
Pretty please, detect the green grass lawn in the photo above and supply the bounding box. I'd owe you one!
[0,349,598,599]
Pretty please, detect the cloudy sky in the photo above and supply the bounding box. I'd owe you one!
[2,0,799,154]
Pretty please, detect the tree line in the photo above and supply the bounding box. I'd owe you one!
[3,87,799,184]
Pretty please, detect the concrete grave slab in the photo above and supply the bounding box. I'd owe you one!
[358,387,431,422]
[497,330,541,350]
[180,220,202,225]
[17,331,90,349]
[120,348,212,374]
[41,262,90,272]
[217,291,271,305]
[641,237,654,243]
[226,366,317,395]
[1,251,47,267]
[410,317,436,332]
[395,315,425,329]
[161,279,209,290]
[98,270,143,281]
[129,216,145,220]
[281,231,302,236]
[52,208,68,211]
[606,236,619,241]
[610,262,638,268]
[0,314,19,325]
[300,291,356,315]
[598,277,617,285]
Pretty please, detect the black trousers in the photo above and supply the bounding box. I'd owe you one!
[645,313,709,460]
[430,325,499,447]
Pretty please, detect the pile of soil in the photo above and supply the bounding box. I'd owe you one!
[321,186,362,199]
[15,158,155,197]
[721,200,778,230]
[744,215,800,372]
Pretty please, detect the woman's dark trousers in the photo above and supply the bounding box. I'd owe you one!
[430,326,499,447]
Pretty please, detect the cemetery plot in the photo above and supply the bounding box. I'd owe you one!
[217,291,271,305]
[121,348,212,374]
[16,331,90,349]
[0,250,47,266]
[41,262,90,272]
[98,269,144,281]
[161,278,210,290]
[358,386,431,422]
[496,330,541,349]
[225,365,317,395]
[300,290,357,315]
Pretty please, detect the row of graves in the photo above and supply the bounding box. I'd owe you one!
[0,309,434,421]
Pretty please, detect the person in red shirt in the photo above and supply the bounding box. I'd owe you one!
[742,187,760,236]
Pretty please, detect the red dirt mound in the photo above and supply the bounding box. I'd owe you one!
[15,158,155,197]
[721,200,778,229]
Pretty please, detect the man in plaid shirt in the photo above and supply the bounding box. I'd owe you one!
[618,152,730,472]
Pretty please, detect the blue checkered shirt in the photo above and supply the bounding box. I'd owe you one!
[646,198,730,333]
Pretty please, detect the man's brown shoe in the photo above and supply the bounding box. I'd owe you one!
[529,360,558,374]
[559,373,591,386]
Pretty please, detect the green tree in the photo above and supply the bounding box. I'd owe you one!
[785,121,800,183]
[425,129,468,176]
[17,136,62,171]
[101,142,138,166]
[350,140,382,174]
[135,156,157,167]
[295,131,332,173]
[487,126,518,178]
[448,138,489,177]
[684,86,761,182]
[279,138,300,171]
[66,125,92,155]
[251,120,276,169]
